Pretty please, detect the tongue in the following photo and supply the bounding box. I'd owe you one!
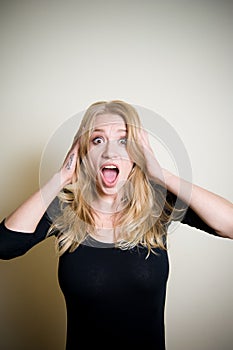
[102,169,118,183]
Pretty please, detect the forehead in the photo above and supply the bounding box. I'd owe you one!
[93,113,126,129]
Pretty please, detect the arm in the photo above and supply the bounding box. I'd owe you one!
[4,142,79,233]
[162,169,233,238]
[139,129,233,239]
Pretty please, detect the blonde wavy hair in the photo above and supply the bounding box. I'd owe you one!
[48,100,175,256]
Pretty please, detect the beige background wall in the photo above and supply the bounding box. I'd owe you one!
[0,0,232,349]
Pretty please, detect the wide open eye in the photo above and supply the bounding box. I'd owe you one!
[92,137,105,145]
[119,137,127,145]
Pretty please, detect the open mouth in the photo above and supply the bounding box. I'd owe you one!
[100,164,120,187]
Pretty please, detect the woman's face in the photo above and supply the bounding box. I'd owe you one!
[88,113,134,198]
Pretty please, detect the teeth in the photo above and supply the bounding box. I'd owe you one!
[104,165,117,169]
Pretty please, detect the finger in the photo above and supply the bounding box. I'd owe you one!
[138,127,150,148]
[65,152,75,170]
[63,139,79,165]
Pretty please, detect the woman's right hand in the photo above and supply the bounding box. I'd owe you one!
[59,140,80,187]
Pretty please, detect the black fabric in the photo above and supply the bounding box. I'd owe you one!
[59,242,169,348]
[0,191,219,349]
[0,213,51,260]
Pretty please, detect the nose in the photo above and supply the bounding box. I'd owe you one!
[102,140,119,159]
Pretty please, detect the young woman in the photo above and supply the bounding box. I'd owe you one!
[0,100,232,349]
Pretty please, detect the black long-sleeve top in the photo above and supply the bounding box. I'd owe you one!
[0,193,219,349]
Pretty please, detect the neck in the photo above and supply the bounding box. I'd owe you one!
[92,195,120,215]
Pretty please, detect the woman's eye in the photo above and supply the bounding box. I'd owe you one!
[119,137,127,145]
[92,137,104,145]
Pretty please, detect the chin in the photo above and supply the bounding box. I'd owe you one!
[97,180,126,198]
[99,186,118,197]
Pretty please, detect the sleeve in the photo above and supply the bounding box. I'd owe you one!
[165,189,220,236]
[180,206,219,236]
[0,212,53,260]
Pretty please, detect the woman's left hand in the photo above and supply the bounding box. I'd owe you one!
[137,127,165,184]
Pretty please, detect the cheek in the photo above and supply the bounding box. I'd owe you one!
[121,161,134,177]
[88,146,101,166]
